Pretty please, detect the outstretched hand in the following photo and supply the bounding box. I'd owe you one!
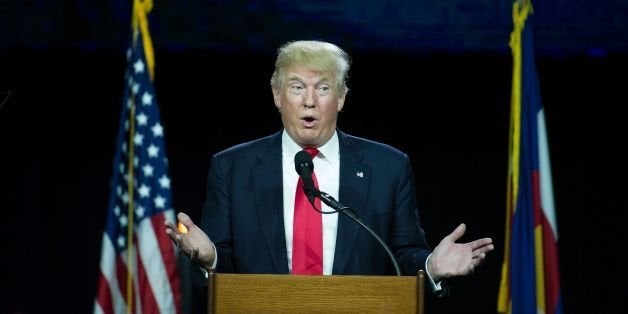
[428,223,494,281]
[164,212,215,271]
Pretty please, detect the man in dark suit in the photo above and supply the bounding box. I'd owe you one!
[165,40,493,292]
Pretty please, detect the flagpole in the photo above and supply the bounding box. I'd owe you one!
[125,1,142,312]
[126,2,156,312]
[126,95,136,314]
[497,1,531,313]
[126,5,138,307]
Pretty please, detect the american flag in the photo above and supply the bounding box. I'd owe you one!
[94,5,181,313]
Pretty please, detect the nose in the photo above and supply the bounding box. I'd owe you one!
[304,88,315,108]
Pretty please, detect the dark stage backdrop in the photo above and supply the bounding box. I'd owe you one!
[1,1,627,314]
[2,47,627,314]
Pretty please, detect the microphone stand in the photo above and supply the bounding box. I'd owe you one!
[307,188,402,276]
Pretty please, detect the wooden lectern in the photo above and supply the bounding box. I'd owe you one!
[207,270,425,313]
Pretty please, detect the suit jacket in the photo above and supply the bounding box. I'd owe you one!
[200,130,432,276]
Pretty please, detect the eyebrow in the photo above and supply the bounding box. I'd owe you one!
[286,75,330,86]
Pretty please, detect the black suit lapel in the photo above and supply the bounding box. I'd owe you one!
[333,131,371,274]
[251,132,289,273]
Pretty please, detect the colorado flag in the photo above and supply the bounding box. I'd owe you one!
[497,1,563,314]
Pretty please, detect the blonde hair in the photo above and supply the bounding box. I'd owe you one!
[270,40,350,95]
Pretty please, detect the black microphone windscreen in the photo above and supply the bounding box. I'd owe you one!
[294,150,314,176]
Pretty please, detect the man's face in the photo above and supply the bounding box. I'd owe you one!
[273,65,346,148]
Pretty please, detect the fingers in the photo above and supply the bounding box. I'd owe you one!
[479,243,495,253]
[466,236,494,273]
[164,212,194,237]
[472,252,486,261]
[164,219,178,231]
[164,212,207,263]
[470,250,491,271]
[164,212,189,247]
[177,212,193,226]
[464,238,493,268]
[465,255,483,275]
[164,212,188,233]
[469,238,494,250]
[164,223,179,241]
[445,223,466,242]
[472,244,494,261]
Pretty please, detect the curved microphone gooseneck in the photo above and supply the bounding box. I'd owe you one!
[294,150,401,276]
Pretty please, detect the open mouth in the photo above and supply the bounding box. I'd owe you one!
[301,116,317,128]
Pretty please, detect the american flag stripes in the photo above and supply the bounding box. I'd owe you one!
[94,1,181,313]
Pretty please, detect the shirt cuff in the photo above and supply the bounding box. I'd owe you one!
[200,242,218,279]
[424,254,443,292]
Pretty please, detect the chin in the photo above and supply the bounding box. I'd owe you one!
[295,133,318,146]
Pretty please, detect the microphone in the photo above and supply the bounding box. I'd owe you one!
[294,150,316,203]
[293,151,402,276]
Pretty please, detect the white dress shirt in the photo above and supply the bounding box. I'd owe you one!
[282,130,339,275]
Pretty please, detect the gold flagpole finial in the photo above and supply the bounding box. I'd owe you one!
[132,0,156,80]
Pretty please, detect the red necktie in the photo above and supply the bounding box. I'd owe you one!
[292,148,323,275]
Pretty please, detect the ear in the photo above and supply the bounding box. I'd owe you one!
[337,88,347,112]
[272,87,281,110]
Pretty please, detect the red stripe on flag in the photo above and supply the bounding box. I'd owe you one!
[136,237,160,314]
[115,254,135,313]
[541,214,561,313]
[533,168,562,314]
[531,171,542,226]
[96,270,114,314]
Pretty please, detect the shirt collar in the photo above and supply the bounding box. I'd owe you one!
[282,129,339,165]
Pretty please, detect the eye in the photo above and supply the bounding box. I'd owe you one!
[317,85,331,96]
[288,85,304,95]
